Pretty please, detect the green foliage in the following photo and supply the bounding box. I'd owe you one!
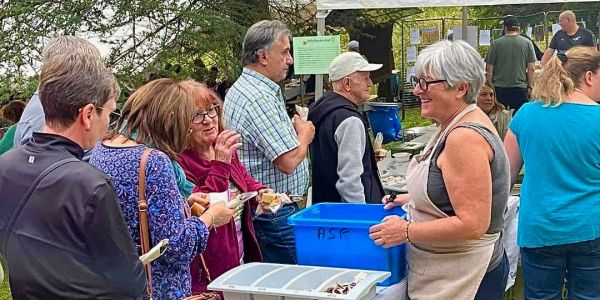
[0,74,37,104]
[0,0,281,105]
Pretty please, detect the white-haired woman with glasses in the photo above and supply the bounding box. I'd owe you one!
[369,40,510,299]
[178,81,268,298]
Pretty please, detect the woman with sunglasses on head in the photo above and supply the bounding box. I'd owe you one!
[504,46,600,299]
[89,78,234,300]
[369,40,510,299]
[476,81,513,140]
[178,81,267,298]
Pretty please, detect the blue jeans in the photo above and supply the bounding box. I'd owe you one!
[253,202,298,264]
[475,251,509,300]
[521,237,600,300]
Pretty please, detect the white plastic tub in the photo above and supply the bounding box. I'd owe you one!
[207,263,390,300]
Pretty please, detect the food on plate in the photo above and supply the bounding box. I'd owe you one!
[261,193,280,207]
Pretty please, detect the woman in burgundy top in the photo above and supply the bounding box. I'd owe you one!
[178,81,265,297]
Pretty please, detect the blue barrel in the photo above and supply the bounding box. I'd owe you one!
[367,103,402,143]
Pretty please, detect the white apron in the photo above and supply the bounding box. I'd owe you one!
[405,104,499,300]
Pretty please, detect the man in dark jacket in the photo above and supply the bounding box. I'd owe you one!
[0,37,146,299]
[308,52,384,204]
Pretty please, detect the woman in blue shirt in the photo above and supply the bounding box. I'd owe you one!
[504,46,600,299]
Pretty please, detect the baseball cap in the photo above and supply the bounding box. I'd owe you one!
[346,40,360,50]
[328,52,382,82]
[502,16,519,27]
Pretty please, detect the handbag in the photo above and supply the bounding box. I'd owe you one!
[137,148,221,300]
[191,255,222,300]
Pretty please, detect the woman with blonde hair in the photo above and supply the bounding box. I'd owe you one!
[476,81,512,140]
[90,78,234,299]
[504,46,600,299]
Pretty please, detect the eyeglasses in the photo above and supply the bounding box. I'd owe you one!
[410,76,447,91]
[97,106,122,127]
[192,104,219,124]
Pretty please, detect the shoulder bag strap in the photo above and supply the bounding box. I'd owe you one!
[1,157,79,253]
[138,148,154,299]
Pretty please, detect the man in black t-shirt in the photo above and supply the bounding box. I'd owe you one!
[541,10,596,65]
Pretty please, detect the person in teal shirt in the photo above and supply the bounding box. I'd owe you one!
[504,46,600,299]
[0,100,26,154]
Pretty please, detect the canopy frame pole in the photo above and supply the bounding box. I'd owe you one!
[462,6,468,41]
[315,9,331,101]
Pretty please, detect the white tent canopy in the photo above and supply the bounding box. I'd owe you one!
[317,0,599,10]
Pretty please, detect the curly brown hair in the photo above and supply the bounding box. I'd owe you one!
[1,100,26,124]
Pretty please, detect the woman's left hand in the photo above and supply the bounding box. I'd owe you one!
[369,215,408,248]
[214,130,242,164]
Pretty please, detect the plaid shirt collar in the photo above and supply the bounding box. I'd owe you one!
[241,67,283,99]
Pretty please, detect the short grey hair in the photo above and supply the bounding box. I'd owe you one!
[42,36,101,65]
[241,20,291,66]
[414,40,484,103]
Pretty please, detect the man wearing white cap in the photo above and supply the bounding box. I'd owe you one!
[308,52,385,204]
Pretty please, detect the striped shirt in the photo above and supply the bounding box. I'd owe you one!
[224,67,308,195]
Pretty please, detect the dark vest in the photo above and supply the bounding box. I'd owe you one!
[308,92,384,204]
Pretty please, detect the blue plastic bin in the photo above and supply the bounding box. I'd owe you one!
[367,103,402,144]
[288,203,407,286]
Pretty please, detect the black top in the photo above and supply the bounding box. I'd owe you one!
[550,27,596,56]
[0,133,146,299]
[308,92,384,204]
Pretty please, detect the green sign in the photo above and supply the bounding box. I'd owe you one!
[293,35,341,75]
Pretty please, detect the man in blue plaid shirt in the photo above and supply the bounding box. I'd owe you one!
[224,20,314,264]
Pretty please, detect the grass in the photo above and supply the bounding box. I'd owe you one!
[504,268,524,300]
[1,256,10,300]
[381,107,434,151]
